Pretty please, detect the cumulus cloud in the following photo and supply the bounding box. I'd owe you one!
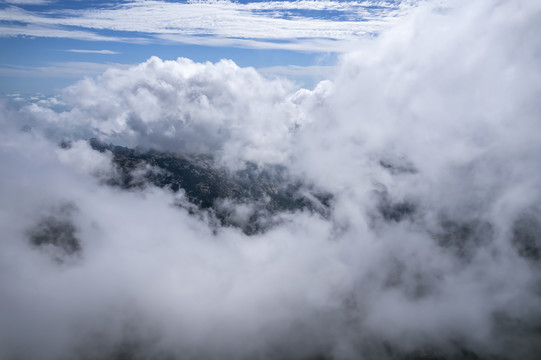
[1,0,541,359]
[24,56,322,166]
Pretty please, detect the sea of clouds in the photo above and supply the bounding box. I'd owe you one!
[1,0,541,359]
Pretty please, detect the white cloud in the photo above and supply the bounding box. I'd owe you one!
[24,56,321,166]
[155,33,353,52]
[55,140,116,178]
[0,0,417,52]
[258,64,336,85]
[65,49,120,54]
[0,23,141,42]
[1,0,541,359]
[0,61,132,78]
[3,0,53,4]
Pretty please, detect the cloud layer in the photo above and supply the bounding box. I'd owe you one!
[1,0,541,359]
[0,0,416,51]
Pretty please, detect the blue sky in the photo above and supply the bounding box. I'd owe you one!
[0,0,415,93]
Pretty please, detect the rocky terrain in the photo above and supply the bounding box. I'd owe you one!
[86,138,332,234]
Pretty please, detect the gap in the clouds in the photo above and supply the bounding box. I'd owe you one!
[83,138,334,236]
[249,8,387,22]
[250,9,363,21]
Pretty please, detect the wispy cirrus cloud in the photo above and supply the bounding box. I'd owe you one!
[0,0,418,52]
[0,23,145,42]
[65,49,119,54]
[3,0,54,4]
[0,61,131,78]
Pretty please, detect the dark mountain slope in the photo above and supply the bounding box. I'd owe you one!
[87,138,332,234]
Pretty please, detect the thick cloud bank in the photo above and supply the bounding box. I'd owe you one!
[1,0,541,359]
[22,56,322,166]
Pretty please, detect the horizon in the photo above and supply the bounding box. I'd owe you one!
[0,0,416,93]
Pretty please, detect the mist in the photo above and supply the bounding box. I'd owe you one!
[1,0,541,359]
